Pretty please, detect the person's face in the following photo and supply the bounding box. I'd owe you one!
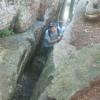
[51,26,57,33]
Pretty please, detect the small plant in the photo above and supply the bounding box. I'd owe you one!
[0,27,14,37]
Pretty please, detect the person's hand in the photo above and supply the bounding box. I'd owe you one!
[58,36,61,40]
[57,36,62,42]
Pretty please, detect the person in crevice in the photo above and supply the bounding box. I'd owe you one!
[42,22,64,60]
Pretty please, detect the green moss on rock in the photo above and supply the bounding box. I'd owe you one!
[0,28,14,37]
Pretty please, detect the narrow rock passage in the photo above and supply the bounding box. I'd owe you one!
[12,54,45,100]
[11,29,46,100]
[13,67,37,100]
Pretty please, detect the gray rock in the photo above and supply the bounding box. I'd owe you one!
[0,0,47,32]
[0,21,43,100]
[38,91,48,100]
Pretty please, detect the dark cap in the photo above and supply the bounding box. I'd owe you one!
[49,22,56,27]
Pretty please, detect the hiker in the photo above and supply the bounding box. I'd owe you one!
[42,22,64,60]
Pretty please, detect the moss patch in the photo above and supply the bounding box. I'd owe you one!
[0,28,14,37]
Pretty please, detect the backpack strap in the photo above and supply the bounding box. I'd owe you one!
[57,28,60,36]
[47,29,51,38]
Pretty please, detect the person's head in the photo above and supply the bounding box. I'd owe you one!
[50,26,57,33]
[49,22,57,33]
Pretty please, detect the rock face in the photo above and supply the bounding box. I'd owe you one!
[0,0,41,32]
[14,0,40,32]
[31,0,100,100]
[71,0,100,48]
[85,0,100,20]
[0,0,60,33]
[0,0,61,99]
[0,0,46,32]
[0,0,17,30]
[0,21,43,100]
[37,0,48,20]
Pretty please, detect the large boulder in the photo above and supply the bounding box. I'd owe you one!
[0,0,41,32]
[0,0,47,33]
[37,0,48,20]
[0,0,17,30]
[0,0,61,33]
[14,0,41,32]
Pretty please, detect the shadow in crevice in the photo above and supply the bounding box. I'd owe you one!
[11,27,53,100]
[32,53,55,100]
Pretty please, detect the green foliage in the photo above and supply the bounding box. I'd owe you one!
[0,28,14,37]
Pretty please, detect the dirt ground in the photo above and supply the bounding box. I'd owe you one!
[69,16,100,100]
[69,77,100,100]
[71,18,100,49]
